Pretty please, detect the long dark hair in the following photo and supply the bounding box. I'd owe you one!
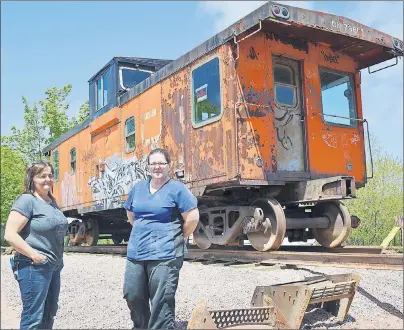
[23,160,55,200]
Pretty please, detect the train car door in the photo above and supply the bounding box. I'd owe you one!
[87,116,121,210]
[305,60,366,185]
[272,56,306,173]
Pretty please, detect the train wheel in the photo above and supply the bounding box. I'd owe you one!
[85,219,99,246]
[247,198,286,252]
[67,220,83,246]
[112,234,123,245]
[193,214,212,249]
[312,201,351,248]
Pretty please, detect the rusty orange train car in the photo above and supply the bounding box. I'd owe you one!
[43,1,403,251]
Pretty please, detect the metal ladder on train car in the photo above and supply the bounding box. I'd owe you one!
[187,273,360,329]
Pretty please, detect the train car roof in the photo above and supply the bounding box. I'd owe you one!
[43,1,403,154]
[119,1,402,106]
[87,57,174,82]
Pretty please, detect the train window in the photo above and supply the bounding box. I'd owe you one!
[52,150,59,181]
[191,57,222,126]
[319,69,356,127]
[125,117,136,153]
[119,67,152,89]
[96,70,110,111]
[273,64,296,106]
[70,148,76,174]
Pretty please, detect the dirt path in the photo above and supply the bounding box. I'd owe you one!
[1,301,19,329]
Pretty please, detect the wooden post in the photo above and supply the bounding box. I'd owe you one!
[396,216,404,247]
[380,216,403,249]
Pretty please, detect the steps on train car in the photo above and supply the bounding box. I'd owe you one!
[187,273,360,329]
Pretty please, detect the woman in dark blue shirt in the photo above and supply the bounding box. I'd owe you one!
[123,148,199,329]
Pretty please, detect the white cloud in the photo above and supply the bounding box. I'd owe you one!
[198,1,403,159]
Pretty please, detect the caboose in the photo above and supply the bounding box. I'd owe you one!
[43,1,403,251]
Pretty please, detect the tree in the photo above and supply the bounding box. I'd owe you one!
[2,85,89,163]
[345,138,403,246]
[1,97,48,164]
[72,100,90,125]
[40,85,76,143]
[1,146,26,223]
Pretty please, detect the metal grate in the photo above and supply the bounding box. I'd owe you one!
[210,307,274,328]
[311,281,356,302]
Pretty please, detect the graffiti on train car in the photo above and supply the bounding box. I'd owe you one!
[88,153,149,209]
[82,146,98,162]
[321,132,361,149]
[275,110,294,150]
[321,50,340,64]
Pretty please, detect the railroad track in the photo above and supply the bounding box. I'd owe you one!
[64,245,403,270]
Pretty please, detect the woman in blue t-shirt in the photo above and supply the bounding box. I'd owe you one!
[123,148,200,329]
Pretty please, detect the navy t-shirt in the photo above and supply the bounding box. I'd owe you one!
[123,178,197,261]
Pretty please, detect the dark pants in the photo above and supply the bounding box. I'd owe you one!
[123,256,184,329]
[11,254,63,329]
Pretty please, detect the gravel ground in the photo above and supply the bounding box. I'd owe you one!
[1,253,403,329]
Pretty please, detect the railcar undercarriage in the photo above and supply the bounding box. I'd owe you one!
[194,176,359,251]
[65,176,360,250]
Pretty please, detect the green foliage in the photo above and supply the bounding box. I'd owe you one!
[70,100,90,126]
[1,84,89,237]
[2,85,89,164]
[77,100,90,123]
[1,97,48,164]
[345,139,403,246]
[1,146,26,224]
[40,85,75,143]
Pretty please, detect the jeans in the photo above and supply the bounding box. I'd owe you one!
[11,254,63,329]
[123,256,184,329]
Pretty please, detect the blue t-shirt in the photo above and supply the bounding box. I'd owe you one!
[123,178,197,261]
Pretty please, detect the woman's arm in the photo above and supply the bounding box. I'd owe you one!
[182,208,200,237]
[4,211,46,263]
[126,210,135,226]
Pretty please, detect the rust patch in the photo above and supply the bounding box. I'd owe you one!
[163,89,187,145]
[266,32,309,54]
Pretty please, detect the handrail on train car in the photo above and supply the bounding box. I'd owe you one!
[233,20,262,61]
[368,56,399,74]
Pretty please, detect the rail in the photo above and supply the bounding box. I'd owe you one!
[63,245,403,271]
